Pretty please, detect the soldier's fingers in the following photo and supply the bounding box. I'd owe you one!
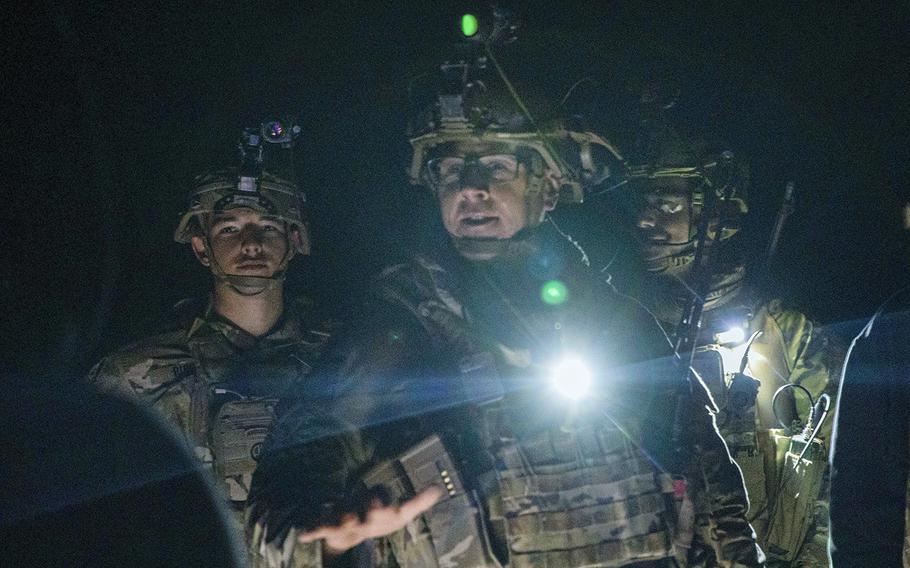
[396,486,443,523]
[322,528,362,553]
[303,488,444,545]
[300,526,365,556]
[299,526,359,549]
[298,527,327,543]
[298,514,358,543]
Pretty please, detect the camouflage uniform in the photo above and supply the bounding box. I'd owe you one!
[830,286,910,567]
[636,273,840,566]
[247,232,761,567]
[88,297,332,509]
[600,114,838,564]
[703,300,837,567]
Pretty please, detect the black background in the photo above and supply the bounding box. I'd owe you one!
[3,1,908,377]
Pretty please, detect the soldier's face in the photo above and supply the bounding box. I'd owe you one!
[630,179,694,269]
[190,208,300,277]
[432,143,557,253]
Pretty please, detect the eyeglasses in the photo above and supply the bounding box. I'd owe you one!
[425,154,520,190]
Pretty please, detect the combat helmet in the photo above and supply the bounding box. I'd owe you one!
[174,121,309,295]
[622,119,749,273]
[407,55,623,205]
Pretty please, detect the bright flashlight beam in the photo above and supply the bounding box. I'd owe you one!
[550,357,592,400]
[715,326,746,345]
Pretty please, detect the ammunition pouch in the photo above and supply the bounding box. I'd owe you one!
[692,349,760,454]
[363,435,501,568]
[761,431,827,563]
[211,398,279,501]
[720,372,761,453]
[483,404,679,567]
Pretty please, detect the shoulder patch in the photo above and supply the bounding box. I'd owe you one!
[170,361,197,382]
[120,357,196,392]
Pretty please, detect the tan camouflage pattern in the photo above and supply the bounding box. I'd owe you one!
[87,298,331,505]
[359,416,682,568]
[247,254,760,567]
[706,299,840,565]
[488,414,679,567]
[249,521,323,568]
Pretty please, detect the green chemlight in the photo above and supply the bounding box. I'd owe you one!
[541,280,569,305]
[461,14,479,37]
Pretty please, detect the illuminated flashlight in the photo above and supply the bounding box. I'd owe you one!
[715,325,746,346]
[549,357,592,400]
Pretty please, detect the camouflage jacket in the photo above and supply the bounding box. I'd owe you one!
[638,275,841,560]
[830,286,910,567]
[248,240,760,567]
[693,298,841,565]
[684,296,842,438]
[638,271,839,436]
[87,297,333,503]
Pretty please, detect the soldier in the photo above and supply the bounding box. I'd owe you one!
[606,120,839,565]
[246,55,760,567]
[829,185,910,566]
[88,122,332,524]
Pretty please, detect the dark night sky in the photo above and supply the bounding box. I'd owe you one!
[3,2,909,377]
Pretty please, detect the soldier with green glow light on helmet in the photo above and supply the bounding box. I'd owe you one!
[88,121,334,534]
[597,113,841,566]
[245,15,760,566]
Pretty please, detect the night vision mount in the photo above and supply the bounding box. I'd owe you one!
[237,119,302,194]
[407,5,624,203]
[457,4,519,45]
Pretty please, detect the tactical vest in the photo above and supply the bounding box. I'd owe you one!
[484,404,680,568]
[366,258,682,567]
[185,323,328,502]
[691,304,826,564]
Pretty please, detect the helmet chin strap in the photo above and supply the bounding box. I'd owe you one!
[641,203,701,274]
[452,230,536,261]
[641,238,698,274]
[201,234,293,297]
[644,205,733,275]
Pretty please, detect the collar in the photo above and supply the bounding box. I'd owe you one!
[644,263,747,326]
[186,296,300,350]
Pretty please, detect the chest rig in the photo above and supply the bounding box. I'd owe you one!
[366,258,681,567]
[185,319,329,502]
[482,401,680,568]
[690,302,826,563]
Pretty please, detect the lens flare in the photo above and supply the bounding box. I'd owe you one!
[715,325,746,345]
[541,280,569,305]
[550,357,592,400]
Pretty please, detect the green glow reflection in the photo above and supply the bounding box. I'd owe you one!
[541,280,569,305]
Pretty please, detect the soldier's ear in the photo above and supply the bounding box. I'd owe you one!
[190,235,211,267]
[542,169,560,212]
[290,226,311,256]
